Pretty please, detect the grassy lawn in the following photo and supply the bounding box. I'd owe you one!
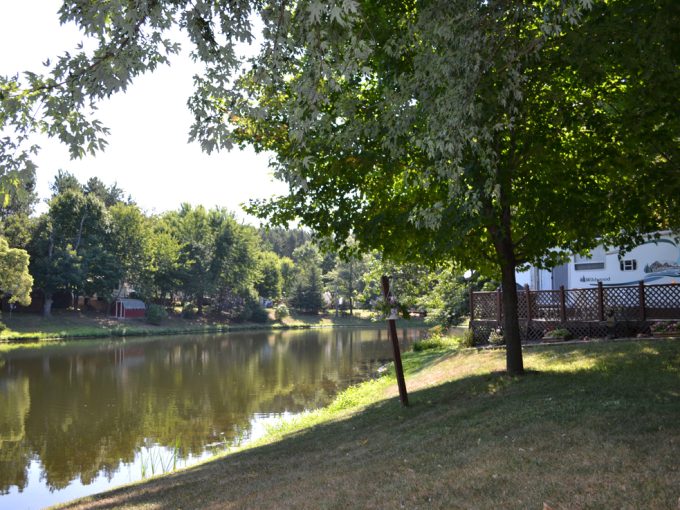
[0,308,420,345]
[56,338,680,509]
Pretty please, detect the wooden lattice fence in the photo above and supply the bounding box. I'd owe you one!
[470,281,680,342]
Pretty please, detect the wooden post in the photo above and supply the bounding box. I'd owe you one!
[496,288,502,326]
[559,285,567,323]
[381,276,409,407]
[597,281,605,321]
[638,281,646,321]
[524,285,532,340]
[524,284,532,322]
[469,287,475,321]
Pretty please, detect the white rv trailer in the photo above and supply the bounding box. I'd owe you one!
[516,232,680,291]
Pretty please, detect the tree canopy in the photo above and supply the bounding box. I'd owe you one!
[237,0,679,373]
[0,236,32,306]
[1,0,677,372]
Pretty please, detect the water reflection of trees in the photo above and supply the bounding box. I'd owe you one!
[0,328,420,494]
[0,376,31,493]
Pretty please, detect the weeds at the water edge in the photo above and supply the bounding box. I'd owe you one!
[136,425,274,480]
[138,439,181,479]
[206,427,250,456]
[412,326,470,351]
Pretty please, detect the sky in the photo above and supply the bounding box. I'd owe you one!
[0,1,288,223]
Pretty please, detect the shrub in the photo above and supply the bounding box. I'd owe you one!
[488,328,504,345]
[249,303,269,323]
[544,327,571,340]
[413,329,461,352]
[146,304,168,325]
[0,321,7,332]
[460,328,476,348]
[275,304,290,321]
[233,306,250,323]
[413,339,438,351]
[234,299,269,323]
[650,321,680,334]
[413,336,461,351]
[181,303,198,319]
[428,325,445,337]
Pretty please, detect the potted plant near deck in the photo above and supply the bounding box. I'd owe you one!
[542,327,572,342]
[650,321,680,338]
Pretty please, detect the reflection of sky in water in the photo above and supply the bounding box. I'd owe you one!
[0,328,426,509]
[1,412,294,510]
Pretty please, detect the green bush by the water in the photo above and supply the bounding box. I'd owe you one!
[234,299,269,323]
[275,304,290,321]
[146,304,168,325]
[412,329,460,351]
[249,304,269,323]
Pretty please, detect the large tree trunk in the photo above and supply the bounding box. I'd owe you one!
[74,212,87,252]
[43,293,53,317]
[499,258,524,375]
[491,201,525,375]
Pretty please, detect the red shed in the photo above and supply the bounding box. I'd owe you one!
[113,299,146,319]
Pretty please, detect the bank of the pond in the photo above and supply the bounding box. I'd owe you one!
[56,337,680,510]
[0,309,422,346]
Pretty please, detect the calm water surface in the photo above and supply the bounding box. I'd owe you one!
[0,327,425,509]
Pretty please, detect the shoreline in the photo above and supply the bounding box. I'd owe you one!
[50,337,458,509]
[0,311,425,346]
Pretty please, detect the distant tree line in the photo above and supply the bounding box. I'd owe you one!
[0,171,482,325]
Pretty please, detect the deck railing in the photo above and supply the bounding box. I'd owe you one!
[469,281,680,340]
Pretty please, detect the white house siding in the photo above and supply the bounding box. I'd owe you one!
[516,233,680,290]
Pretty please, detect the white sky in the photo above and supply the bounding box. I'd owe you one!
[0,1,288,223]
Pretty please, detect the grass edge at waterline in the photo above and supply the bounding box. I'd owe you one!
[0,309,423,348]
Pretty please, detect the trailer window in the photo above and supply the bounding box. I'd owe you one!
[574,246,605,270]
[620,259,637,271]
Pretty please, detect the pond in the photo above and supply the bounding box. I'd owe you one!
[0,326,426,509]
